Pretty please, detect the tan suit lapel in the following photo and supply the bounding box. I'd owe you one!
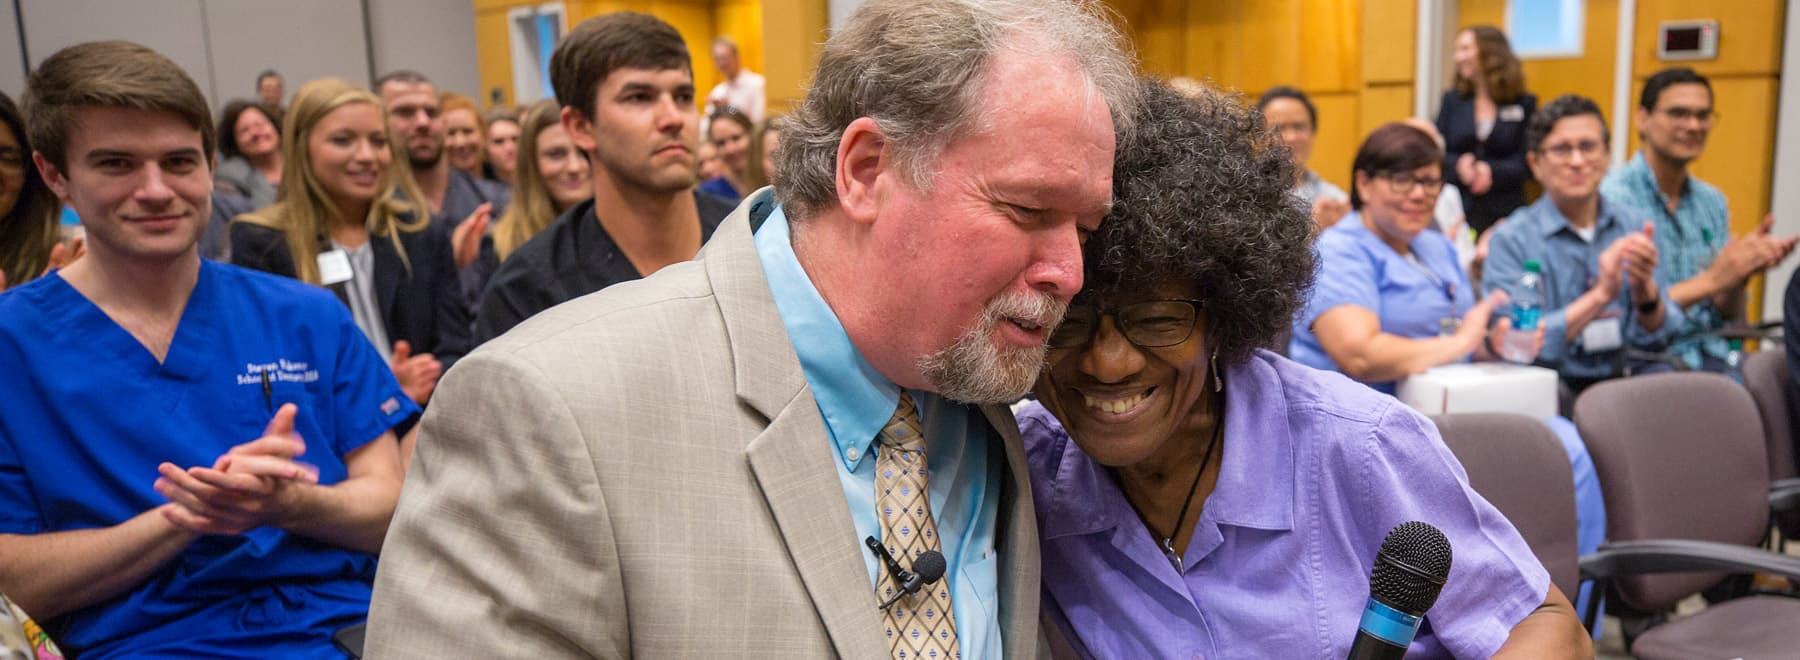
[709,193,888,658]
[982,404,1044,660]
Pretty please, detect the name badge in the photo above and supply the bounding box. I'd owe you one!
[1582,317,1624,352]
[317,249,353,285]
[1499,105,1525,122]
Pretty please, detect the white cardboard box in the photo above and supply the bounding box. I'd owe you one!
[1397,363,1560,419]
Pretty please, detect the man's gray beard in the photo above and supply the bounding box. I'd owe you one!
[918,291,1066,404]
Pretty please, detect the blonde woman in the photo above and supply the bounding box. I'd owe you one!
[230,78,470,410]
[462,99,592,310]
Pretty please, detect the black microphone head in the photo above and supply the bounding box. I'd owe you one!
[913,551,948,584]
[1369,521,1453,616]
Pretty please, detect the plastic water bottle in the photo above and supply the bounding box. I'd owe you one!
[1725,339,1745,384]
[1501,260,1544,363]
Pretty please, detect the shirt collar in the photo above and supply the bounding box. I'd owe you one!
[1038,351,1297,539]
[1528,194,1625,239]
[754,205,899,471]
[1626,150,1689,204]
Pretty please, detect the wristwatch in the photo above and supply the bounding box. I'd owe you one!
[1636,298,1660,315]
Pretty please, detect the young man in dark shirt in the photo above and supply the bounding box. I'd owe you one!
[472,13,733,344]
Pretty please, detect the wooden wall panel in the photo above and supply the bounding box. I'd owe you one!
[1633,0,1784,78]
[759,0,827,115]
[1457,0,1619,119]
[474,8,514,108]
[1299,0,1361,93]
[1312,91,1362,189]
[1361,84,1414,138]
[1362,0,1416,84]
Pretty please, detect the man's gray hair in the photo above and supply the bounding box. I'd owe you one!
[774,0,1138,221]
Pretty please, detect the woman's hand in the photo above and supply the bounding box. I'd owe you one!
[451,203,492,270]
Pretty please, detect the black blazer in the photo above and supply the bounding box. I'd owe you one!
[229,217,472,373]
[1435,90,1537,233]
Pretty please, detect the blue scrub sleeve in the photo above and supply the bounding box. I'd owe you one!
[330,310,420,457]
[0,425,43,534]
[1304,232,1383,329]
[1351,402,1552,659]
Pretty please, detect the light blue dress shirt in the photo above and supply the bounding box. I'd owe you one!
[1601,151,1733,369]
[1484,195,1686,381]
[1290,212,1475,394]
[754,205,1003,657]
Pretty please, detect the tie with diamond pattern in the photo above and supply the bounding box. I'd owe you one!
[875,391,960,660]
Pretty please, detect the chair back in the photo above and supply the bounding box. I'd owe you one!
[1431,413,1581,599]
[1573,372,1770,611]
[1742,348,1797,482]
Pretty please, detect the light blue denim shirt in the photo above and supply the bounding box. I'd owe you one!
[753,204,1002,656]
[1600,151,1732,368]
[1484,194,1687,380]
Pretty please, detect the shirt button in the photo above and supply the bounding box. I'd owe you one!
[846,447,861,462]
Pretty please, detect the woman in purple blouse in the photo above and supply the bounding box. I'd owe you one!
[1015,79,1590,659]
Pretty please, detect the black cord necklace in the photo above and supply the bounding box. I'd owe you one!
[1152,414,1222,572]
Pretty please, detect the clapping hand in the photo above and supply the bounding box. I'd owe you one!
[156,404,316,535]
[391,340,443,404]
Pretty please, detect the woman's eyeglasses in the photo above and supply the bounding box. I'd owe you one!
[1047,299,1203,350]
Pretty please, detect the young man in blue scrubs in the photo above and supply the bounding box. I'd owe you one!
[0,41,417,658]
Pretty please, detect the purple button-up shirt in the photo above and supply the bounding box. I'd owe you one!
[1019,351,1549,659]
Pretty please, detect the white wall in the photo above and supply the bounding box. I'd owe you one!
[203,0,372,103]
[0,0,479,109]
[365,0,482,99]
[1765,2,1800,320]
[829,0,866,33]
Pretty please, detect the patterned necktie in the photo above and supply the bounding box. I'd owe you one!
[876,391,960,660]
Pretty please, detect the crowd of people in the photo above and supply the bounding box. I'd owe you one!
[0,0,1792,657]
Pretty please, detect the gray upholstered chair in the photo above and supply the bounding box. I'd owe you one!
[1430,413,1581,601]
[1741,347,1800,543]
[1573,372,1800,659]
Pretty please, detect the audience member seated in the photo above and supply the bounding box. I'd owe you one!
[698,108,759,203]
[1602,67,1798,371]
[1019,78,1588,659]
[754,115,784,183]
[696,140,722,181]
[203,191,253,261]
[213,99,282,209]
[0,91,71,290]
[439,92,490,185]
[473,14,735,344]
[1438,25,1536,234]
[481,108,519,185]
[375,70,508,230]
[706,36,766,123]
[462,99,593,307]
[1291,122,1534,394]
[231,78,471,423]
[1485,95,1684,393]
[1257,85,1349,229]
[0,40,414,659]
[256,69,286,121]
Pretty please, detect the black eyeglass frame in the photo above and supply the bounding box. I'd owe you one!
[1047,298,1206,350]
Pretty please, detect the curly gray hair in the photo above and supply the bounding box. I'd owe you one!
[1083,79,1317,365]
[774,0,1138,221]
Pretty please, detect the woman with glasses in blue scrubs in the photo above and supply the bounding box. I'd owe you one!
[1290,122,1540,394]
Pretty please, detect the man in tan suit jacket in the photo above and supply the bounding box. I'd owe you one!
[365,1,1139,657]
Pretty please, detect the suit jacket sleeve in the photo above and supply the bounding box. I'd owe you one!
[420,223,473,371]
[1436,91,1465,188]
[228,221,300,278]
[1486,94,1536,193]
[365,351,627,658]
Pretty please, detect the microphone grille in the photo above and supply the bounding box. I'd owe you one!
[913,551,948,583]
[1369,521,1452,615]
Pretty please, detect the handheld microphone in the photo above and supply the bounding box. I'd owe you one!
[865,536,948,611]
[1347,521,1453,660]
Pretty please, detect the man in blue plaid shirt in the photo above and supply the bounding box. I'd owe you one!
[1601,67,1798,371]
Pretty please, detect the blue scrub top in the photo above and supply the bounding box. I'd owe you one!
[1291,213,1475,393]
[0,260,418,659]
